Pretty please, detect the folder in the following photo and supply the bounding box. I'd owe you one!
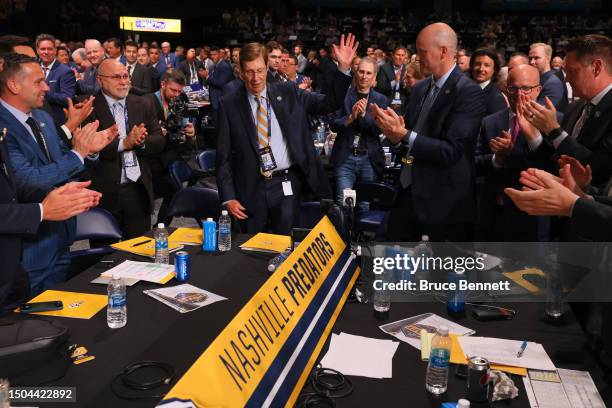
[169,227,203,246]
[17,290,107,319]
[111,236,184,258]
[240,233,291,253]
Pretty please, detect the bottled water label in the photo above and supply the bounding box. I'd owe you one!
[219,225,230,234]
[155,240,168,250]
[429,349,450,369]
[109,294,126,308]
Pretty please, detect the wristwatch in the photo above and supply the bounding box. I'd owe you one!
[545,127,564,140]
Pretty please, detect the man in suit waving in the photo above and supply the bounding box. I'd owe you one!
[372,23,485,241]
[217,34,358,234]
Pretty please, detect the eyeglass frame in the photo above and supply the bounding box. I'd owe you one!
[506,85,540,95]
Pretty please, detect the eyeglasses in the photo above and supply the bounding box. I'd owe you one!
[507,85,539,94]
[242,68,266,77]
[98,74,130,81]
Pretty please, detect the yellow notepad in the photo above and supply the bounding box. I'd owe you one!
[240,233,291,253]
[169,227,203,245]
[112,236,184,258]
[17,290,107,319]
[449,334,527,376]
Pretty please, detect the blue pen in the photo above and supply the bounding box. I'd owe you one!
[517,341,528,358]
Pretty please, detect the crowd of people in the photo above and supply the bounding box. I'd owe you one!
[1,8,612,377]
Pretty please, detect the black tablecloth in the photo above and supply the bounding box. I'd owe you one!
[19,235,611,407]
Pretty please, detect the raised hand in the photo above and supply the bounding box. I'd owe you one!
[332,33,359,72]
[124,123,148,150]
[558,155,592,190]
[524,96,560,135]
[63,96,95,133]
[42,180,101,221]
[371,103,406,142]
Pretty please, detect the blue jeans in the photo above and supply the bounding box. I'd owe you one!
[335,153,376,213]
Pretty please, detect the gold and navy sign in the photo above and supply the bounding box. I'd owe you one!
[159,216,359,407]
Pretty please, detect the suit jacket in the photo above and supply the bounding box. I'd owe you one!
[267,69,282,84]
[152,60,167,77]
[222,78,243,96]
[161,53,176,68]
[375,62,408,108]
[475,107,557,240]
[0,107,79,273]
[330,87,387,173]
[0,140,43,311]
[85,91,165,213]
[77,64,100,96]
[554,88,612,187]
[128,63,154,96]
[482,81,507,116]
[570,196,612,241]
[401,66,485,225]
[43,60,76,126]
[216,70,351,213]
[538,70,568,112]
[178,59,204,86]
[318,58,338,96]
[206,60,234,111]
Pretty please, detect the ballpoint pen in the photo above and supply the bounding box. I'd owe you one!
[131,239,152,247]
[517,340,528,358]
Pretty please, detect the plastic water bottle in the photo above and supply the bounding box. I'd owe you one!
[447,270,466,316]
[218,210,231,252]
[425,326,451,394]
[373,267,391,312]
[457,399,471,408]
[268,248,292,273]
[414,235,433,275]
[154,223,169,264]
[107,275,127,329]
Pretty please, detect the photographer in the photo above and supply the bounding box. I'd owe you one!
[144,69,196,224]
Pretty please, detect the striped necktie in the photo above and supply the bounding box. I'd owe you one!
[255,95,269,148]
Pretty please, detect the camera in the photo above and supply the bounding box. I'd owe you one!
[165,98,188,144]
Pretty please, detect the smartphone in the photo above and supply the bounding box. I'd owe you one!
[472,306,515,321]
[20,301,63,313]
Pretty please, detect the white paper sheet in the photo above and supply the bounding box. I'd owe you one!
[379,313,475,350]
[557,369,606,408]
[101,260,175,283]
[458,337,556,371]
[320,332,399,379]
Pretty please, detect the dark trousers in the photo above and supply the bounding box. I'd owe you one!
[114,182,151,239]
[386,187,473,242]
[29,250,71,295]
[240,170,302,235]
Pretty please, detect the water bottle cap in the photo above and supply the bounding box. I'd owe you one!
[207,217,213,221]
[158,223,165,229]
[267,264,276,272]
[221,210,228,216]
[457,399,470,408]
[421,235,429,241]
[112,274,120,280]
[437,325,449,336]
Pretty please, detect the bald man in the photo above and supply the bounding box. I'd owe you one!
[84,59,165,238]
[475,64,560,241]
[77,39,106,96]
[371,22,485,241]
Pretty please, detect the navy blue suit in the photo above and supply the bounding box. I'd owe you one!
[0,140,45,311]
[77,65,100,96]
[387,66,485,241]
[539,70,568,112]
[475,107,558,241]
[222,78,243,96]
[0,106,82,292]
[161,53,176,69]
[153,60,167,77]
[482,82,507,116]
[330,87,387,174]
[206,60,234,111]
[43,60,76,126]
[216,70,351,233]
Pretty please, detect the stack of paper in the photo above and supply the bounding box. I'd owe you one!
[101,260,176,284]
[240,233,291,253]
[457,337,556,371]
[320,332,399,379]
[523,368,606,408]
[143,284,227,313]
[111,236,184,258]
